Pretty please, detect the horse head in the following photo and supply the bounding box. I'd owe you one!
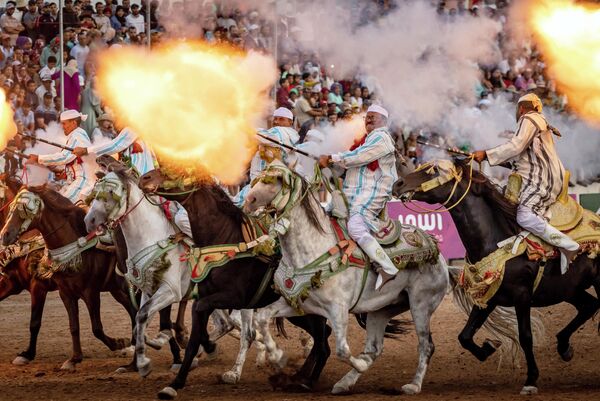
[243,161,292,214]
[84,168,130,234]
[0,188,44,246]
[138,169,167,194]
[393,158,467,205]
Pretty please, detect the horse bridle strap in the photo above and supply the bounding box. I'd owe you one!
[10,190,44,234]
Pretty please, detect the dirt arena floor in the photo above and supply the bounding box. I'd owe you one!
[0,291,598,401]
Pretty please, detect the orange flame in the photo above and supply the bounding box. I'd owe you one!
[95,42,277,184]
[0,89,17,151]
[529,0,600,122]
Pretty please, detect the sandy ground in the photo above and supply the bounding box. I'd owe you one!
[0,291,598,401]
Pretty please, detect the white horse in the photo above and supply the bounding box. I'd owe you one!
[85,167,192,377]
[84,164,267,383]
[244,162,449,395]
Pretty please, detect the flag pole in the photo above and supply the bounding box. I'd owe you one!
[59,0,65,112]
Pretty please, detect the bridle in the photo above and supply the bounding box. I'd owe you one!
[8,189,44,235]
[401,156,474,214]
[87,173,144,230]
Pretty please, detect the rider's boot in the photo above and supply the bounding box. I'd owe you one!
[538,223,580,274]
[358,236,398,290]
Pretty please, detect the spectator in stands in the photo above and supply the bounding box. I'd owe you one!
[0,35,14,70]
[15,101,35,134]
[34,91,57,129]
[36,2,58,43]
[23,0,40,41]
[111,5,126,32]
[24,79,38,109]
[62,0,80,29]
[51,59,80,111]
[70,32,90,79]
[0,2,25,46]
[39,55,57,78]
[39,37,60,67]
[35,74,55,105]
[126,4,145,34]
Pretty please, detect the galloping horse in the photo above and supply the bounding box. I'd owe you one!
[138,167,334,400]
[243,162,449,395]
[0,186,135,371]
[394,158,600,395]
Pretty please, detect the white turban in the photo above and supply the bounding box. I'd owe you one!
[518,93,543,113]
[60,109,88,122]
[305,129,325,144]
[366,104,389,119]
[273,107,294,120]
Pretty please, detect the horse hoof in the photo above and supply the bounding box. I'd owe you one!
[559,345,574,362]
[146,332,170,350]
[118,345,135,357]
[350,355,370,373]
[169,358,199,374]
[401,383,421,395]
[221,370,240,384]
[12,356,31,366]
[138,362,152,378]
[60,360,76,372]
[205,344,218,361]
[157,386,177,400]
[331,382,351,395]
[520,386,538,395]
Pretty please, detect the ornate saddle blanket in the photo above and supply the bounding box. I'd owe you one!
[187,214,278,284]
[274,218,440,314]
[0,235,46,275]
[460,208,600,308]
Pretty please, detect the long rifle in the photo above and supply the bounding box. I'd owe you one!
[256,133,318,160]
[18,133,74,152]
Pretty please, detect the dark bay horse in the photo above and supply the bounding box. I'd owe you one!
[0,186,136,371]
[0,175,59,365]
[394,159,600,395]
[139,168,333,400]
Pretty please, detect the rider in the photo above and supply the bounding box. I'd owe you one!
[26,110,93,204]
[72,125,193,238]
[233,107,299,207]
[473,93,579,271]
[318,105,398,290]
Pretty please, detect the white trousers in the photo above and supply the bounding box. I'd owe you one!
[347,214,371,243]
[173,203,193,238]
[516,205,579,251]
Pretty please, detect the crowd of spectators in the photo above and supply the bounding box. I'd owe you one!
[0,0,576,171]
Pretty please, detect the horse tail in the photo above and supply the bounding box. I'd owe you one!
[354,314,411,339]
[274,317,288,339]
[447,265,545,368]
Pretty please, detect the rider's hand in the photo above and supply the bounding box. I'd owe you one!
[72,147,88,157]
[318,155,332,168]
[473,150,487,163]
[26,154,38,164]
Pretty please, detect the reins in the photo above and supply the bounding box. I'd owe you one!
[402,156,475,214]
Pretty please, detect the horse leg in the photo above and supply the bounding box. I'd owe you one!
[109,285,137,348]
[58,291,83,372]
[515,302,540,395]
[82,290,130,351]
[255,298,297,371]
[458,305,499,361]
[221,309,255,384]
[158,301,215,400]
[556,290,599,362]
[135,287,178,378]
[146,304,174,350]
[332,310,395,395]
[325,302,369,373]
[13,284,49,365]
[208,309,235,342]
[174,299,189,348]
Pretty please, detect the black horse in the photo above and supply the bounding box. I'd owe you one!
[394,159,600,395]
[134,168,332,399]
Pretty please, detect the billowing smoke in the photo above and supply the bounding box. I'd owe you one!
[294,1,502,129]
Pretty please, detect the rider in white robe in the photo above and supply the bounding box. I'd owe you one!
[319,105,398,290]
[73,127,192,238]
[27,110,93,204]
[233,107,300,207]
[474,93,579,271]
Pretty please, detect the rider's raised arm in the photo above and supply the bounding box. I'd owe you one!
[486,118,537,166]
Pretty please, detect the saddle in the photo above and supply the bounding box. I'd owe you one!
[372,209,402,245]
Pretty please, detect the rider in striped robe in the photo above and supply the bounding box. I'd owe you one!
[319,105,399,290]
[474,93,579,271]
[27,110,93,204]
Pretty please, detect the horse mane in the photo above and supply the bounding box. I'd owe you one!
[27,186,87,235]
[201,182,245,226]
[298,178,326,234]
[456,159,520,235]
